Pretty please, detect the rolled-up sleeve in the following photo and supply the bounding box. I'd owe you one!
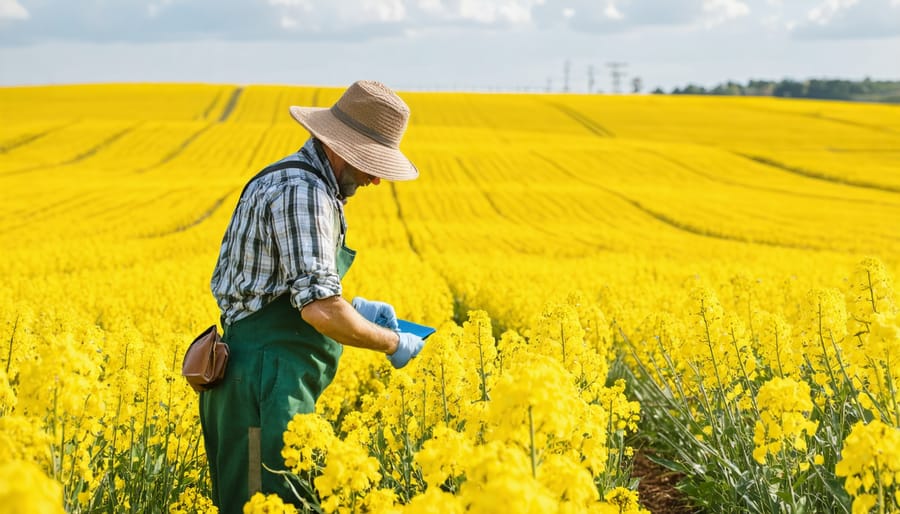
[268,181,342,309]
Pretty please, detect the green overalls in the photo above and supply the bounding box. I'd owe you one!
[200,158,355,513]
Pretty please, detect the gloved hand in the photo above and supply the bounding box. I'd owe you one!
[352,297,399,331]
[388,332,425,369]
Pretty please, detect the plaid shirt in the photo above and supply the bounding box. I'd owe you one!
[211,138,347,325]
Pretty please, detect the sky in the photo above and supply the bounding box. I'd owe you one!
[1,0,899,93]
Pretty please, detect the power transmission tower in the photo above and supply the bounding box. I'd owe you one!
[606,62,628,94]
[588,65,595,93]
[632,76,643,94]
[563,60,571,93]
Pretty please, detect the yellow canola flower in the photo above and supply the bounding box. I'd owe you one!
[458,441,559,514]
[752,377,818,465]
[850,494,877,514]
[496,329,528,375]
[538,453,600,509]
[574,381,640,475]
[16,329,105,419]
[853,311,900,415]
[846,257,896,336]
[169,487,218,514]
[0,459,65,514]
[0,369,15,411]
[797,288,848,376]
[374,368,424,458]
[564,291,613,362]
[755,311,803,379]
[317,346,388,425]
[338,408,377,447]
[242,492,298,514]
[459,310,498,402]
[314,438,382,514]
[527,301,610,393]
[401,487,465,514]
[281,413,336,475]
[684,287,756,402]
[633,312,691,397]
[408,323,469,426]
[358,488,400,514]
[0,414,53,467]
[482,354,584,454]
[594,379,641,433]
[601,487,650,514]
[835,420,900,512]
[414,423,474,490]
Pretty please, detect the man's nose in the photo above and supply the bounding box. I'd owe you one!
[370,176,381,186]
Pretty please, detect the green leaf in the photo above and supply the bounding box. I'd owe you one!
[644,453,690,474]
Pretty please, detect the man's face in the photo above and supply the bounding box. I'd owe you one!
[337,161,381,199]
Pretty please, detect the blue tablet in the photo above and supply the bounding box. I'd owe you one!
[397,319,437,340]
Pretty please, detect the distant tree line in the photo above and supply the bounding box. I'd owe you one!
[652,78,900,102]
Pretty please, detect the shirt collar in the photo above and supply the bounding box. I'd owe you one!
[299,138,344,203]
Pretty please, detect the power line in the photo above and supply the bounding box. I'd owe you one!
[606,62,628,94]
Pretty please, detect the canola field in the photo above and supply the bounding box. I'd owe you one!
[1,84,899,514]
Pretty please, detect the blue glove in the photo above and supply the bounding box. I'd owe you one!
[388,332,425,369]
[352,297,399,331]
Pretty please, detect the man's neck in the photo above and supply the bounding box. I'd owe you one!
[316,139,343,182]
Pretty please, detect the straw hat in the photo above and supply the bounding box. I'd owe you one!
[289,80,418,181]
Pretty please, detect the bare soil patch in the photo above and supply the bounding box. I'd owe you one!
[632,450,701,514]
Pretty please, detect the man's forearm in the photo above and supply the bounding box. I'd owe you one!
[301,296,400,354]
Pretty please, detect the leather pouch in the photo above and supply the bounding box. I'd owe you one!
[182,325,229,392]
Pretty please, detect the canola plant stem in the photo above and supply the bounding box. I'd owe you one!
[528,405,537,479]
[885,355,900,427]
[400,386,413,500]
[477,323,488,402]
[773,321,785,378]
[440,360,450,424]
[876,455,885,514]
[866,270,878,314]
[4,315,16,375]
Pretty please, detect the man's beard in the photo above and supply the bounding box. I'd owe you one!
[338,167,359,198]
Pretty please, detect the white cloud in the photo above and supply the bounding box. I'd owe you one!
[452,0,539,25]
[280,15,298,28]
[1,0,897,46]
[604,1,624,21]
[147,0,176,18]
[530,0,759,33]
[415,0,443,11]
[702,0,751,27]
[334,0,544,27]
[264,0,541,34]
[269,0,314,6]
[793,0,900,38]
[361,0,407,22]
[807,0,859,25]
[0,0,28,20]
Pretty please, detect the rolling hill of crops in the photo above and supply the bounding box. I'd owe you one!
[1,84,898,513]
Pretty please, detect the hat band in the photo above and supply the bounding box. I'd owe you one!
[330,105,394,147]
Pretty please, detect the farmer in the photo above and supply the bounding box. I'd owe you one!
[201,80,426,512]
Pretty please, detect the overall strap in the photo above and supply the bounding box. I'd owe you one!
[239,160,328,200]
[239,158,349,238]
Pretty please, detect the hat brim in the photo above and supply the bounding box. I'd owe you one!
[289,106,418,181]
